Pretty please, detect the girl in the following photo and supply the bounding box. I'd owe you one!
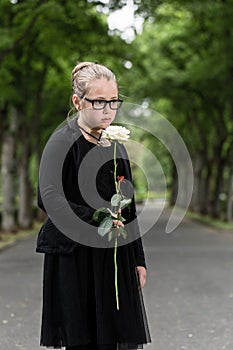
[36,62,151,350]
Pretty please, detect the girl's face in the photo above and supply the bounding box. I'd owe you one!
[74,78,118,130]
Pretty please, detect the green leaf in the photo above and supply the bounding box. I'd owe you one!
[117,214,126,222]
[120,198,132,209]
[98,217,113,237]
[106,208,118,218]
[111,194,121,207]
[118,227,127,239]
[93,207,109,222]
[108,231,114,242]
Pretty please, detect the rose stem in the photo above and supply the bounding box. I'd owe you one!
[114,142,118,193]
[114,236,119,310]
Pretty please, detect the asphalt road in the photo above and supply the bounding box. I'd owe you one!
[0,207,233,350]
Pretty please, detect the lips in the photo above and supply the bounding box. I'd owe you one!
[101,118,111,123]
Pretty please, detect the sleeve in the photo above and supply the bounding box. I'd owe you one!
[133,237,147,268]
[38,181,95,224]
[37,183,46,212]
[38,129,96,232]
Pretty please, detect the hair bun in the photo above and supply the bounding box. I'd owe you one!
[71,61,95,81]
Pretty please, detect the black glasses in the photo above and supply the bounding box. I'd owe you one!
[84,97,123,110]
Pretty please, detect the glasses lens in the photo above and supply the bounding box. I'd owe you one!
[93,100,106,109]
[91,99,123,110]
[110,100,122,110]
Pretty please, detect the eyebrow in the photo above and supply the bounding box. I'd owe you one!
[94,96,118,100]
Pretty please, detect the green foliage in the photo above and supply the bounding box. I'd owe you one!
[120,0,233,218]
[92,207,110,222]
[1,0,233,223]
[111,194,122,207]
[98,216,113,237]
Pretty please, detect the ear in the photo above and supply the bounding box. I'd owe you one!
[72,94,82,111]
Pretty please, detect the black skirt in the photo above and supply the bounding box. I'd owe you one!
[40,243,151,349]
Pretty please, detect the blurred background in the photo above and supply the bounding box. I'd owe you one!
[0,0,233,241]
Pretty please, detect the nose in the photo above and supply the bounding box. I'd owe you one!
[103,103,110,113]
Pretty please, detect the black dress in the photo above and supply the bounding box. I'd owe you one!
[36,120,151,349]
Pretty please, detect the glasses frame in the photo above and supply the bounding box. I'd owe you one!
[84,97,123,110]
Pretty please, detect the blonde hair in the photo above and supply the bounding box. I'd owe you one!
[71,61,117,98]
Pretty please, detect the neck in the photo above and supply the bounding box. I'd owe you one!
[78,119,101,135]
[77,119,102,144]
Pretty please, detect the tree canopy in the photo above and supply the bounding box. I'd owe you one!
[0,0,233,231]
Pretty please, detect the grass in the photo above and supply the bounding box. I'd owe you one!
[135,190,233,231]
[186,211,233,231]
[135,190,167,203]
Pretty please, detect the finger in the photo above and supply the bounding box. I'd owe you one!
[137,269,146,288]
[113,220,118,227]
[140,275,145,288]
[139,273,143,287]
[113,219,125,230]
[141,276,146,288]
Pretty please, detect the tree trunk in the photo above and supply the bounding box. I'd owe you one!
[33,78,47,222]
[1,108,18,231]
[211,158,225,219]
[189,155,202,212]
[226,165,233,222]
[17,135,33,229]
[200,161,212,215]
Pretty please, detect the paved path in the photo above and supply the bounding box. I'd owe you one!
[0,208,233,350]
[143,208,233,350]
[0,233,43,349]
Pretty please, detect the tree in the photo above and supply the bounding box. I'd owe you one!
[122,0,233,220]
[0,0,129,231]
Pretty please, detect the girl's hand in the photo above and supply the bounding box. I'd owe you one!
[136,266,147,288]
[112,208,124,228]
[112,219,124,228]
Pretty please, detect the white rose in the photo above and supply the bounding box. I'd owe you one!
[102,125,130,142]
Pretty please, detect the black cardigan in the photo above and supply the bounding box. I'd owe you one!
[36,117,146,268]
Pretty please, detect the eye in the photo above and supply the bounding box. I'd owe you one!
[110,100,118,107]
[95,100,105,106]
